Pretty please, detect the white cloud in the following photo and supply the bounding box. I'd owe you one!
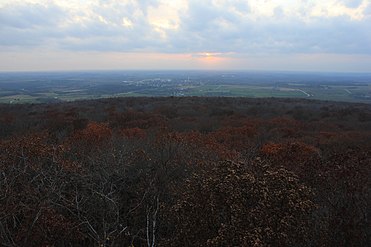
[0,0,370,71]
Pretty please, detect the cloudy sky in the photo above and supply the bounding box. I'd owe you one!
[0,0,371,72]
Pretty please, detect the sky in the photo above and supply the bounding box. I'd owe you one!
[0,0,371,72]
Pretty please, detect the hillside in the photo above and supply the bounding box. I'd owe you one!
[0,97,370,246]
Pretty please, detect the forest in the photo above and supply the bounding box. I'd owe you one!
[0,96,370,246]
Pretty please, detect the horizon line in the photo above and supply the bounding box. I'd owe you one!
[1,68,371,75]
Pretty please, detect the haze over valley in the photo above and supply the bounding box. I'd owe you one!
[1,70,370,104]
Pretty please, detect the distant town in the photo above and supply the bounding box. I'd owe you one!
[0,70,370,104]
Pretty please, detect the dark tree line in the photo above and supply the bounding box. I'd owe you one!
[0,97,370,246]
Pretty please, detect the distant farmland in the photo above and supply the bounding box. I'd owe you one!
[1,71,370,104]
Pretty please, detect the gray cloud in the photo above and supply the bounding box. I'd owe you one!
[0,3,66,48]
[341,0,363,8]
[166,1,371,55]
[0,3,65,29]
[364,2,371,15]
[0,0,370,57]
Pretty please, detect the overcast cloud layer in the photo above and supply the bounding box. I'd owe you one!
[1,0,371,72]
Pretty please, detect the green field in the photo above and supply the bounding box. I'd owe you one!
[1,71,370,104]
[177,84,371,103]
[1,83,371,104]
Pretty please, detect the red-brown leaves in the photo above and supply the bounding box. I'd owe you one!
[74,122,112,143]
[1,97,370,246]
[261,141,319,162]
[120,127,147,139]
[67,122,112,154]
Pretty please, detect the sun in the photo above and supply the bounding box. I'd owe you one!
[201,52,220,61]
[191,52,227,68]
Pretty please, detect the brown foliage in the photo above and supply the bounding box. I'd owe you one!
[120,127,147,139]
[165,160,315,247]
[1,97,370,246]
[261,141,319,162]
